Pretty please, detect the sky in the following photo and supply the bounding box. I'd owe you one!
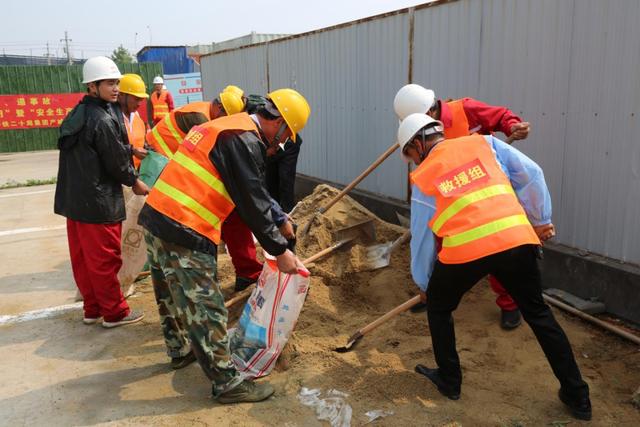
[1,0,428,59]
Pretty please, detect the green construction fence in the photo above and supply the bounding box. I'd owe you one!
[0,62,163,152]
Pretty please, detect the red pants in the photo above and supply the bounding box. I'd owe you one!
[489,275,518,311]
[67,219,130,322]
[220,210,262,281]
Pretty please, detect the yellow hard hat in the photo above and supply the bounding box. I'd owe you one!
[119,74,149,98]
[219,90,245,115]
[267,88,310,142]
[223,85,244,98]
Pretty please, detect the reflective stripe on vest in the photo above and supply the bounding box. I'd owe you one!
[411,134,539,264]
[148,115,181,158]
[146,102,211,159]
[153,179,224,232]
[443,99,470,139]
[151,90,170,120]
[172,151,233,204]
[442,214,530,248]
[432,184,514,233]
[145,113,258,243]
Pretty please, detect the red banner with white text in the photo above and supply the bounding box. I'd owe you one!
[0,93,150,130]
[0,93,86,130]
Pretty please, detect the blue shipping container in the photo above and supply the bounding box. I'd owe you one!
[137,46,196,75]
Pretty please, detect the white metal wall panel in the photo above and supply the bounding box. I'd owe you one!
[412,0,483,98]
[200,45,268,102]
[475,0,574,245]
[560,0,640,262]
[267,13,410,200]
[198,0,640,263]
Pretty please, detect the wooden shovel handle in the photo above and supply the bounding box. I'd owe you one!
[225,241,350,309]
[319,142,399,214]
[389,230,411,254]
[225,284,256,308]
[302,239,352,264]
[359,295,422,336]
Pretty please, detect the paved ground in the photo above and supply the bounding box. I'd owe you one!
[0,149,70,314]
[1,151,638,426]
[0,150,59,186]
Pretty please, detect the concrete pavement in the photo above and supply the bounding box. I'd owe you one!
[0,151,73,315]
[0,150,59,186]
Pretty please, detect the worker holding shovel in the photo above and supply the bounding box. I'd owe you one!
[397,113,591,421]
[394,83,530,330]
[138,89,310,404]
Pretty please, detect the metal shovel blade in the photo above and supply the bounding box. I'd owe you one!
[396,212,410,228]
[334,218,377,245]
[359,230,411,271]
[334,331,363,353]
[360,242,394,270]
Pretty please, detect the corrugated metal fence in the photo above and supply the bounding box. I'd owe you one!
[200,0,640,264]
[0,62,163,152]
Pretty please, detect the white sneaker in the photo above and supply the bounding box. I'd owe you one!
[102,310,144,328]
[83,317,102,325]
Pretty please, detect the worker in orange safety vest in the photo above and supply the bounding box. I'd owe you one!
[150,76,174,126]
[138,88,310,403]
[394,83,530,329]
[117,73,149,169]
[146,90,244,159]
[398,113,591,421]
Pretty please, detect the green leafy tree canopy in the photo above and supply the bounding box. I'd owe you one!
[110,45,133,63]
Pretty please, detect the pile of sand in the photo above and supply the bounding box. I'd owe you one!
[292,184,408,278]
[214,184,640,425]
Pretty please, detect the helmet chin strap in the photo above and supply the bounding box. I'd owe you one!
[271,121,289,145]
[416,127,444,162]
[417,127,429,162]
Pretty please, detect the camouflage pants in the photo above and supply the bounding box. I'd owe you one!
[144,231,241,395]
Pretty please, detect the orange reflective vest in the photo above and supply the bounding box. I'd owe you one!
[123,112,146,169]
[146,102,211,159]
[150,90,170,122]
[443,99,470,139]
[145,113,259,244]
[411,134,540,264]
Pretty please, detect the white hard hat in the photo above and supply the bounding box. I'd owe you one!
[397,113,443,162]
[393,84,436,121]
[82,56,122,84]
[153,76,164,85]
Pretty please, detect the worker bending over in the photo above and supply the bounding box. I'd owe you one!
[138,89,310,403]
[395,83,530,329]
[398,113,591,421]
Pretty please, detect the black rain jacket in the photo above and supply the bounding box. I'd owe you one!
[54,95,137,223]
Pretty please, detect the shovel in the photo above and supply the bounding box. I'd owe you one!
[359,229,411,271]
[334,294,422,352]
[225,219,376,309]
[395,212,410,228]
[301,142,399,236]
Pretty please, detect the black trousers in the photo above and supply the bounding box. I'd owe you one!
[265,137,302,213]
[425,244,589,399]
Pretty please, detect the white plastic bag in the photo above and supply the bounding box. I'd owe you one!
[117,192,147,297]
[298,387,352,427]
[230,256,310,379]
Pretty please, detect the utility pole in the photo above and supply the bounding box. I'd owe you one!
[60,31,72,65]
[46,42,51,65]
